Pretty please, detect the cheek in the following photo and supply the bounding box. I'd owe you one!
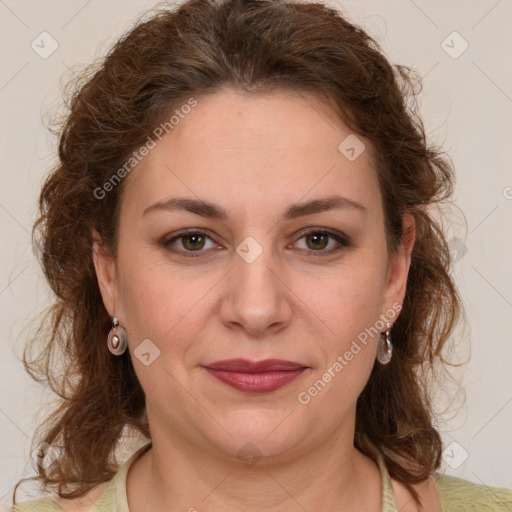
[304,252,387,382]
[116,226,388,359]
[115,248,207,351]
[116,258,212,401]
[298,274,384,413]
[314,255,387,334]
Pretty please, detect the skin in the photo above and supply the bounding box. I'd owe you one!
[86,87,441,512]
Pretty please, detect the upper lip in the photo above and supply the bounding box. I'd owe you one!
[203,358,307,373]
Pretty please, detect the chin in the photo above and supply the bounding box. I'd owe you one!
[204,412,308,465]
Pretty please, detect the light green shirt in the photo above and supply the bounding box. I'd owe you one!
[12,443,512,511]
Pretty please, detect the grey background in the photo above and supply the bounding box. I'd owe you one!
[1,0,511,506]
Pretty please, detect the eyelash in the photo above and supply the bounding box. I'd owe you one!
[161,228,351,258]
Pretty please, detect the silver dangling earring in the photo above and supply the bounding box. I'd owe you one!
[377,322,393,365]
[107,317,127,355]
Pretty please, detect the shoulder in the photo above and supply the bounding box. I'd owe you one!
[11,481,110,512]
[11,497,63,511]
[11,443,150,512]
[390,474,442,512]
[433,471,512,511]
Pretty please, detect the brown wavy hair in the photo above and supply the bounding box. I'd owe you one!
[13,0,465,507]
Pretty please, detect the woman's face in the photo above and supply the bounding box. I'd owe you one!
[93,87,414,461]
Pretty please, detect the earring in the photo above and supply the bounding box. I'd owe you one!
[377,322,393,365]
[107,317,127,355]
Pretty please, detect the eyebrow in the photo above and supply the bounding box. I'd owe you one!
[142,194,367,220]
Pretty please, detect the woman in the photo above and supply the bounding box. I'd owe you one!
[11,0,512,510]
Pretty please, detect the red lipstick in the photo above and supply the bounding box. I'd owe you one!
[202,358,308,393]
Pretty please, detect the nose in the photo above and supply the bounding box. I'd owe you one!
[219,245,293,338]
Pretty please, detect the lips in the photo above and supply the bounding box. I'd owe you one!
[202,358,308,393]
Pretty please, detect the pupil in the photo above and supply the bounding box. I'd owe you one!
[184,234,204,250]
[309,233,327,250]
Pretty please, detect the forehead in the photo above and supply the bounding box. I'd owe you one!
[161,87,360,159]
[121,87,381,219]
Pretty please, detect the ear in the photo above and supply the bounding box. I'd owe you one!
[91,228,120,318]
[381,213,416,318]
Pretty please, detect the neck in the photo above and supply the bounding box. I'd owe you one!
[130,431,382,512]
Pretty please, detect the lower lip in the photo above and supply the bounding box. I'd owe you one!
[203,367,307,393]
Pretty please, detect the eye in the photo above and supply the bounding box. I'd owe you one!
[162,229,218,256]
[292,229,350,255]
[162,228,351,258]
